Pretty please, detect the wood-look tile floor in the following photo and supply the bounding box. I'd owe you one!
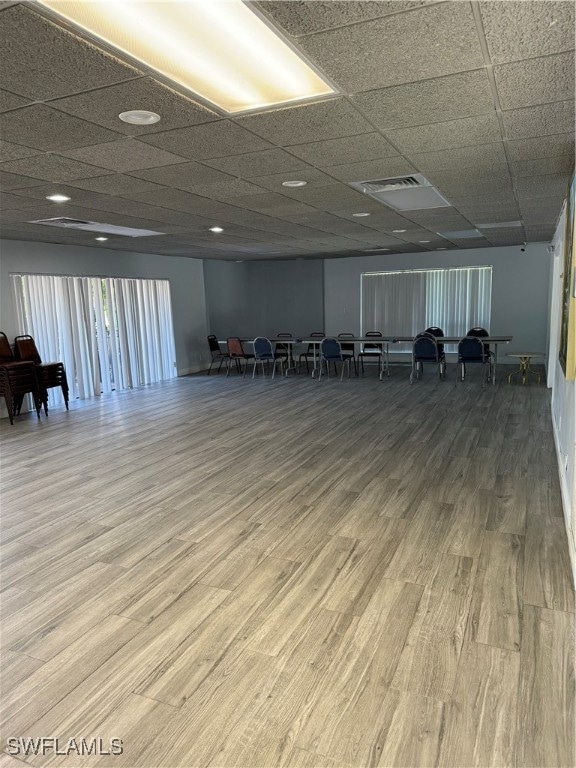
[1,367,574,768]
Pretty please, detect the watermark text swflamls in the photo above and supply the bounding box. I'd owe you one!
[5,737,123,757]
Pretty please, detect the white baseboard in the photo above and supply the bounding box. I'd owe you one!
[551,405,576,588]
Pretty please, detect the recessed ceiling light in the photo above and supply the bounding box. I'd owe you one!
[282,180,307,188]
[209,226,224,233]
[95,237,108,241]
[418,240,431,243]
[352,212,371,217]
[392,229,407,233]
[46,194,71,203]
[437,247,447,250]
[119,110,161,125]
[37,0,335,114]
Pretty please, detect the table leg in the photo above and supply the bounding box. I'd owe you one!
[492,343,498,385]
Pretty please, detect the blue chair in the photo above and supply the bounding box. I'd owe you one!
[318,337,350,381]
[457,336,492,383]
[410,332,445,383]
[252,337,283,379]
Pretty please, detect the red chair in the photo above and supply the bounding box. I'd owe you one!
[0,332,42,425]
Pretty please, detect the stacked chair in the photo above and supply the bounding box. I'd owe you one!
[0,332,42,425]
[14,335,69,414]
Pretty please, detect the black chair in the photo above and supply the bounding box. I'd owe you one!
[298,332,324,373]
[457,336,492,383]
[466,327,492,360]
[226,337,254,378]
[252,337,283,379]
[206,335,229,375]
[318,338,350,381]
[338,333,358,375]
[424,326,445,358]
[13,334,69,414]
[410,332,445,384]
[274,333,292,366]
[358,331,383,375]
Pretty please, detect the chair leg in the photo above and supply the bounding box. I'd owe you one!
[207,358,214,375]
[318,359,323,381]
[271,360,276,380]
[252,359,257,379]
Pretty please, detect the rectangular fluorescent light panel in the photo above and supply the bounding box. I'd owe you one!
[477,221,522,229]
[438,229,482,239]
[37,0,335,113]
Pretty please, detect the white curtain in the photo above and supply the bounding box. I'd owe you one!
[361,266,492,345]
[11,274,177,404]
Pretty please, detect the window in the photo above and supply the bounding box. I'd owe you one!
[12,274,177,402]
[361,266,492,347]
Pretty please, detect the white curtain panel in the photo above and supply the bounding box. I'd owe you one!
[11,274,177,403]
[361,266,492,346]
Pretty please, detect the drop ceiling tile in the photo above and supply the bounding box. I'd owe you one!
[249,168,335,194]
[0,89,31,112]
[140,120,273,160]
[50,77,218,136]
[278,183,366,209]
[8,182,110,205]
[352,70,494,130]
[236,98,373,146]
[502,100,575,140]
[300,2,484,92]
[403,210,473,229]
[287,133,400,166]
[65,174,168,197]
[507,133,575,162]
[256,1,430,37]
[0,191,45,210]
[321,157,416,183]
[515,173,571,199]
[458,205,521,222]
[0,140,42,162]
[485,234,525,246]
[480,0,575,64]
[409,143,508,174]
[434,175,514,198]
[0,170,50,190]
[129,161,236,189]
[187,178,268,199]
[388,112,502,154]
[511,155,574,178]
[217,192,318,218]
[59,138,189,172]
[0,5,141,100]
[201,148,309,178]
[494,52,575,110]
[0,154,113,183]
[128,188,247,218]
[425,163,512,188]
[0,104,124,152]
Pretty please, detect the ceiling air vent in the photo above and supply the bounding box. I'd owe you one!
[349,173,451,212]
[29,217,164,237]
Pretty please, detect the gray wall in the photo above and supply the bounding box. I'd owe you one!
[0,239,208,374]
[205,258,324,339]
[324,243,552,355]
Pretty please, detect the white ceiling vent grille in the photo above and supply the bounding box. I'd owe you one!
[349,173,451,212]
[29,217,165,237]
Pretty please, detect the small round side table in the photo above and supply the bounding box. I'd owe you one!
[507,353,544,385]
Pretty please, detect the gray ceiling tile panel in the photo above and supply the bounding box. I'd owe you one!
[130,161,238,188]
[287,133,400,166]
[140,120,273,160]
[0,154,113,183]
[480,0,575,64]
[511,155,574,179]
[507,133,575,162]
[0,141,42,163]
[0,104,124,151]
[246,168,335,194]
[0,5,141,100]
[515,173,572,199]
[66,174,168,196]
[352,70,494,130]
[0,170,51,190]
[0,89,31,112]
[256,1,431,37]
[409,143,508,174]
[59,138,189,172]
[300,2,484,92]
[502,100,575,141]
[495,52,575,111]
[389,113,502,154]
[321,157,416,183]
[50,78,218,136]
[201,149,309,178]
[237,98,373,146]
